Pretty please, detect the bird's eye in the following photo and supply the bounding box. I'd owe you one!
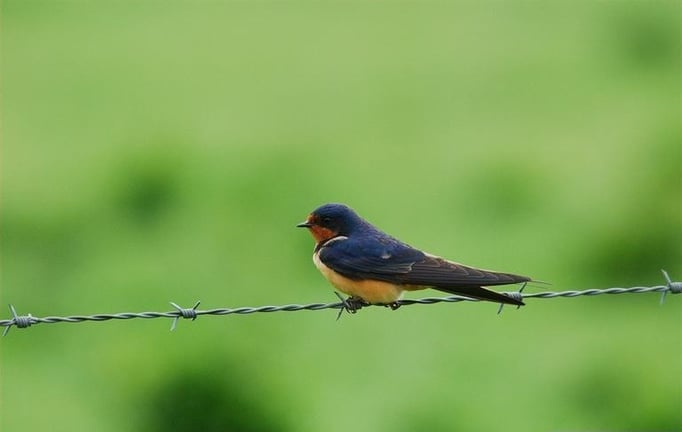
[322,216,332,224]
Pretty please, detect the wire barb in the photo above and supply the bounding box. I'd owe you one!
[169,301,201,331]
[3,305,34,337]
[1,272,679,336]
[497,282,527,315]
[659,269,682,305]
[333,292,367,321]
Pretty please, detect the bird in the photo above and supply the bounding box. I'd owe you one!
[297,203,530,309]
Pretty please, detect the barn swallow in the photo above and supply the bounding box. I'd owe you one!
[297,203,530,309]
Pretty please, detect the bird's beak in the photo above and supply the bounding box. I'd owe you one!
[296,221,313,228]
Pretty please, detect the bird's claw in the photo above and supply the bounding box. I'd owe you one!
[334,293,367,320]
[386,302,401,310]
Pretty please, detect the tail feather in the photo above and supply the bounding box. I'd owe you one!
[434,285,525,306]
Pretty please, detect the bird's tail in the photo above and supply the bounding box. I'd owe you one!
[434,285,525,306]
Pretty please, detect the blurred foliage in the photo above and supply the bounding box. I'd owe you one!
[1,1,681,431]
[143,362,285,432]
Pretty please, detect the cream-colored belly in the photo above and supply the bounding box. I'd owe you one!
[313,253,403,304]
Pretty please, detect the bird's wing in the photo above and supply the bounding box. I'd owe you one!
[317,235,425,281]
[319,236,529,287]
[399,254,530,288]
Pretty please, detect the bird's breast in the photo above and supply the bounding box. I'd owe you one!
[312,251,403,304]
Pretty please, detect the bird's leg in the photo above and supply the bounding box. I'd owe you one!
[333,292,367,320]
[345,296,367,313]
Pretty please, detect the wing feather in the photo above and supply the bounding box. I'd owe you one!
[318,236,529,288]
[398,254,530,287]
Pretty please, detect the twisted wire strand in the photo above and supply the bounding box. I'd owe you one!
[1,278,679,335]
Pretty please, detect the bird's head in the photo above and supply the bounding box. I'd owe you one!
[296,203,363,243]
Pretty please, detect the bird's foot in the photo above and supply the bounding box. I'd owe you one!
[334,293,367,320]
[386,302,401,310]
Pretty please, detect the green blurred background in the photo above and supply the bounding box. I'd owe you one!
[2,1,681,431]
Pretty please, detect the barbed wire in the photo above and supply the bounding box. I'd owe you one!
[1,270,680,336]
